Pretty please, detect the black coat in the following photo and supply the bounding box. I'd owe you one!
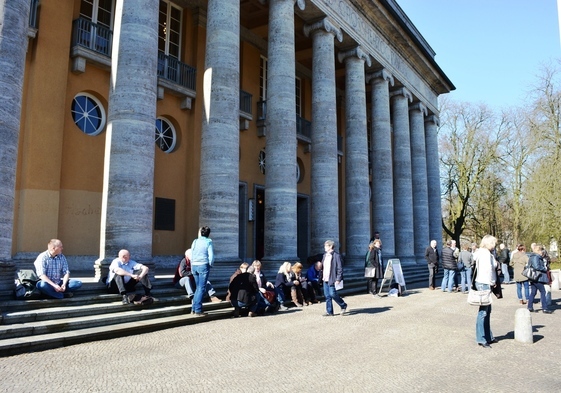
[228,272,259,305]
[424,246,439,266]
[441,247,457,270]
[366,247,384,278]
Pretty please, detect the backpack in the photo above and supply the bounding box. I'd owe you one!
[15,269,42,299]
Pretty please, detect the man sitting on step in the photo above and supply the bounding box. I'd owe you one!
[34,239,82,299]
[173,248,221,303]
[107,249,152,305]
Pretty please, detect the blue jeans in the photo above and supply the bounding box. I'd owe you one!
[323,282,347,315]
[516,281,529,301]
[231,299,257,313]
[528,281,548,312]
[175,277,215,298]
[275,285,287,304]
[458,268,467,292]
[475,282,494,344]
[465,267,473,290]
[191,264,210,313]
[441,269,455,292]
[36,279,82,299]
[501,263,510,283]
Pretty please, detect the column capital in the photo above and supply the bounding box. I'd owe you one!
[259,0,305,11]
[366,69,394,86]
[303,17,343,43]
[425,114,440,126]
[390,87,413,103]
[409,102,428,116]
[337,46,372,67]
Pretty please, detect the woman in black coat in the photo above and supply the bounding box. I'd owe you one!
[366,239,383,296]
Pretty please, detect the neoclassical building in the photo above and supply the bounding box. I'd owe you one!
[0,0,453,294]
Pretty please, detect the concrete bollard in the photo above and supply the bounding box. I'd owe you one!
[514,308,533,344]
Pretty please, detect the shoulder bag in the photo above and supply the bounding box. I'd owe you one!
[521,260,540,281]
[467,255,492,306]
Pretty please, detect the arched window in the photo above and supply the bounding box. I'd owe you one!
[71,93,106,136]
[155,117,177,153]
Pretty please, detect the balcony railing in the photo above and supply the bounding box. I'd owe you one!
[29,0,39,29]
[240,90,252,116]
[71,17,112,57]
[157,51,196,91]
[297,116,311,140]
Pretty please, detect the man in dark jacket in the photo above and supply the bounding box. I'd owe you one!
[321,240,348,317]
[498,243,511,284]
[424,240,439,290]
[228,262,260,317]
[440,240,457,292]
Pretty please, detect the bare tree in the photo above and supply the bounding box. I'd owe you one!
[439,101,504,244]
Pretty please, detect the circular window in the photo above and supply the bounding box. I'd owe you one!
[258,150,266,174]
[71,93,106,136]
[155,117,177,153]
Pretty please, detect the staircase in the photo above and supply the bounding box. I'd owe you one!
[0,263,436,357]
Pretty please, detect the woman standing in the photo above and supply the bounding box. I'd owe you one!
[527,244,552,314]
[190,226,214,317]
[366,239,383,296]
[510,244,529,305]
[473,235,498,349]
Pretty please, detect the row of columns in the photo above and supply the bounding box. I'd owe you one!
[0,1,442,298]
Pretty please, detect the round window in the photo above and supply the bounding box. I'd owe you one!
[155,117,177,153]
[258,150,266,174]
[71,93,106,136]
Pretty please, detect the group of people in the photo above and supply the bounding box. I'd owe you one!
[30,232,349,319]
[227,240,348,317]
[425,235,555,349]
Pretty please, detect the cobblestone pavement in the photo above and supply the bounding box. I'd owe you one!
[0,283,559,393]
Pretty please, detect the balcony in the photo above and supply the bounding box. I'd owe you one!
[27,0,39,38]
[157,51,196,109]
[70,17,112,73]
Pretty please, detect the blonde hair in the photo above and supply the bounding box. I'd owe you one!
[278,261,291,274]
[292,262,303,273]
[479,235,497,251]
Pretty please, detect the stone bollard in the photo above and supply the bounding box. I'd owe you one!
[514,308,533,344]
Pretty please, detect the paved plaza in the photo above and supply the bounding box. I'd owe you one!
[0,282,559,392]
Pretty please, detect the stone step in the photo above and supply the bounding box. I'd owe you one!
[0,264,437,356]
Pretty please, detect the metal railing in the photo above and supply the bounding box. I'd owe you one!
[240,90,252,115]
[157,51,196,91]
[296,116,311,139]
[71,17,112,57]
[29,0,39,29]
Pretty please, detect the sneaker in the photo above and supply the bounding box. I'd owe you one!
[278,305,288,311]
[543,310,553,314]
[210,296,222,303]
[122,294,130,305]
[193,312,208,317]
[248,311,256,317]
[340,308,349,316]
[63,292,74,298]
[322,313,334,317]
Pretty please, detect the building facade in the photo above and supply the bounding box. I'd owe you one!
[0,0,453,294]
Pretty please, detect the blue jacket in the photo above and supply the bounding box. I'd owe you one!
[528,253,548,284]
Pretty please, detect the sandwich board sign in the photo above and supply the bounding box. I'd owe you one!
[378,259,407,295]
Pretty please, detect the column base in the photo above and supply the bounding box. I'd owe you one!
[0,260,17,301]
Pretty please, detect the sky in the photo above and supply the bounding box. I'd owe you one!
[397,0,561,109]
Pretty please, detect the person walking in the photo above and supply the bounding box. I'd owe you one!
[473,235,499,348]
[321,240,348,317]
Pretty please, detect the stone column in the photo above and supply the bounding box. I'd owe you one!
[338,47,371,266]
[0,0,30,297]
[95,0,159,280]
[262,0,305,264]
[425,115,442,245]
[409,102,430,263]
[367,70,395,258]
[304,18,343,253]
[390,87,415,264]
[199,0,240,262]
